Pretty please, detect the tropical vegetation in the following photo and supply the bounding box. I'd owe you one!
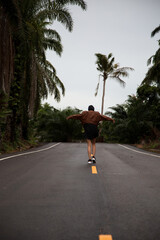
[101,83,160,145]
[0,0,87,151]
[95,53,134,114]
[101,25,160,148]
[35,104,83,142]
[0,1,159,152]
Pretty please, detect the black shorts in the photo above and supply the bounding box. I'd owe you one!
[83,123,99,140]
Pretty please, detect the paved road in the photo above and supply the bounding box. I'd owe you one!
[0,143,160,240]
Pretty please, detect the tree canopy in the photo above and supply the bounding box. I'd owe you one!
[95,53,133,114]
[0,0,87,148]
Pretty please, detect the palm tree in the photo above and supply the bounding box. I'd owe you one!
[95,53,133,114]
[0,0,87,141]
[142,24,160,88]
[6,0,67,139]
[19,0,87,138]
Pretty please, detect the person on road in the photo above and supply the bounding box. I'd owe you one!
[67,105,115,164]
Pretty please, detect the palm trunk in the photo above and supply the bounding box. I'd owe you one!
[0,6,14,95]
[101,73,107,115]
[0,6,14,143]
[99,73,107,142]
[21,58,31,140]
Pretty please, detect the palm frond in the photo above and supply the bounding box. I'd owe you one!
[45,60,56,73]
[50,5,73,31]
[95,79,100,97]
[43,38,63,55]
[117,67,134,72]
[55,75,65,96]
[36,57,65,101]
[110,75,126,87]
[110,67,133,87]
[151,25,160,37]
[108,53,113,59]
[147,56,154,66]
[95,74,103,96]
[35,9,55,22]
[44,29,61,42]
[142,63,160,85]
[54,0,87,10]
[114,63,120,69]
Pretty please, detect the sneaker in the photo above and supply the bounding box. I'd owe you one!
[88,159,92,164]
[92,156,96,164]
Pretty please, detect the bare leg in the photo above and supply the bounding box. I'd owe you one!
[87,139,92,159]
[92,138,96,157]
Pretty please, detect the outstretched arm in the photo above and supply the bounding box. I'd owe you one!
[66,114,82,120]
[100,114,115,123]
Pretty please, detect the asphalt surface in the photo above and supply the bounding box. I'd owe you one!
[0,143,160,240]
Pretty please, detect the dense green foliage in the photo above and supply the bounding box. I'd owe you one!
[101,83,160,144]
[0,0,86,150]
[35,104,83,142]
[0,2,160,150]
[99,25,160,145]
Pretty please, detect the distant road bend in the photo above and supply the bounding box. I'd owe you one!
[0,142,160,240]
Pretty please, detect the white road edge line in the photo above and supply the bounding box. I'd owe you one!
[0,142,61,162]
[118,144,160,158]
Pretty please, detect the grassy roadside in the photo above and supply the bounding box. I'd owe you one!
[1,139,160,155]
[0,138,41,155]
[134,140,160,154]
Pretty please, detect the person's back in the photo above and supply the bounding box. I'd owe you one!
[80,110,101,126]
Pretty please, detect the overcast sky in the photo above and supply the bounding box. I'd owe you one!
[44,0,160,113]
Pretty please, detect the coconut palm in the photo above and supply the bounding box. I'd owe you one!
[7,0,66,139]
[0,0,87,141]
[19,0,86,138]
[95,53,133,114]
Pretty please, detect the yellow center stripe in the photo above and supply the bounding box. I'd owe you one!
[99,235,113,240]
[92,166,98,174]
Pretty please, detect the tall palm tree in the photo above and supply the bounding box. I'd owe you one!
[0,0,87,140]
[5,0,66,139]
[19,0,86,138]
[95,53,133,114]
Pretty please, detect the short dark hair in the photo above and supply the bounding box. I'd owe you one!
[88,105,95,111]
